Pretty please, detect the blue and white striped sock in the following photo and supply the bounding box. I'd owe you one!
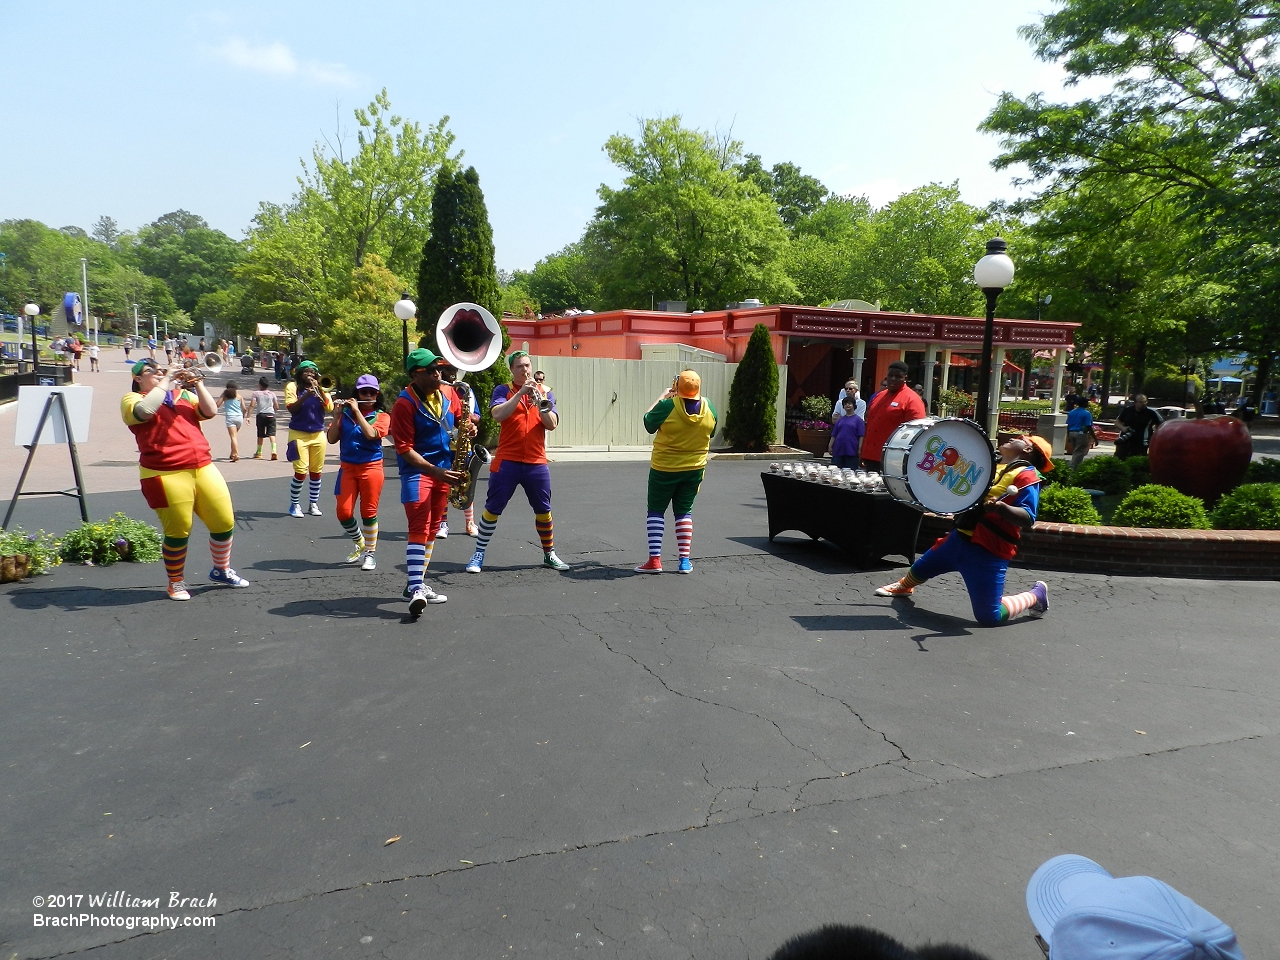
[646,512,664,558]
[308,474,322,504]
[406,543,426,590]
[474,510,499,555]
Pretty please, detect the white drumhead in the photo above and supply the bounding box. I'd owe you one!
[902,419,993,513]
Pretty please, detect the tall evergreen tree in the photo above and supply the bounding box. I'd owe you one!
[416,165,509,443]
[724,324,779,450]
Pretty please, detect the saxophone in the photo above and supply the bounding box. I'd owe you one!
[448,380,478,509]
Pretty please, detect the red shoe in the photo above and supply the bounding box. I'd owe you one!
[875,580,914,597]
[633,557,663,573]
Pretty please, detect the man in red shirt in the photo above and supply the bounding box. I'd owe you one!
[860,360,926,472]
[466,350,570,573]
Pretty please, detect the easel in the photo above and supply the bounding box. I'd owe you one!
[3,390,90,529]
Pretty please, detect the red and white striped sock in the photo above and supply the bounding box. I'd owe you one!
[675,514,693,558]
[209,535,232,572]
[1001,590,1036,620]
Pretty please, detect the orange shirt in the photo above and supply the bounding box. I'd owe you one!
[491,383,553,465]
[862,386,926,462]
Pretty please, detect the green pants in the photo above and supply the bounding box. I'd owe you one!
[647,467,704,515]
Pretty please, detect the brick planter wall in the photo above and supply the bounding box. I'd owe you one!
[914,514,1280,580]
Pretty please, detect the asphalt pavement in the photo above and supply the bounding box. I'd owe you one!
[2,461,1277,959]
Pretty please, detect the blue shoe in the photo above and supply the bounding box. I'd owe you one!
[466,551,484,574]
[677,558,693,574]
[289,503,303,518]
[1030,581,1049,618]
[209,567,250,587]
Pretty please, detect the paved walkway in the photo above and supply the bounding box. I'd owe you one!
[2,462,1276,959]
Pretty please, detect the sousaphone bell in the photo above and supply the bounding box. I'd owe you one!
[435,302,503,509]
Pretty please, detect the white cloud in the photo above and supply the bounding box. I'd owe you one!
[211,37,356,86]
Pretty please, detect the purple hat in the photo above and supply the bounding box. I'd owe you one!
[354,374,380,392]
[1026,855,1243,959]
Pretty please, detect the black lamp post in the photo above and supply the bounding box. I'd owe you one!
[973,238,1016,434]
[24,302,40,374]
[394,293,417,364]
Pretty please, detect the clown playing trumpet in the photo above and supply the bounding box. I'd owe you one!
[284,360,334,517]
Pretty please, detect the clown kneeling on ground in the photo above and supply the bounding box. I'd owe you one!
[875,434,1054,625]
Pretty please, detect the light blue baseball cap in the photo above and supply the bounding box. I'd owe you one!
[1026,855,1244,959]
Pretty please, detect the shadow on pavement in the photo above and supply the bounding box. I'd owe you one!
[250,558,341,573]
[6,585,166,610]
[266,595,408,621]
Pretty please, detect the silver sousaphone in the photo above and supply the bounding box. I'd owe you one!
[436,302,503,508]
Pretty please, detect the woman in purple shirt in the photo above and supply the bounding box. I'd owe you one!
[827,396,866,468]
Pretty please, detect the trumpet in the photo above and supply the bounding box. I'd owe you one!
[171,353,221,388]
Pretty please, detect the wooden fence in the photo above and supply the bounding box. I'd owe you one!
[528,356,787,449]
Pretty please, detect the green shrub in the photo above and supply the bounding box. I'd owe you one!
[724,323,780,450]
[1211,483,1280,530]
[0,527,62,574]
[1124,454,1151,488]
[1112,484,1210,529]
[60,513,163,566]
[1037,486,1102,525]
[1142,370,1202,404]
[798,394,832,422]
[1068,455,1132,496]
[1043,458,1072,485]
[1000,399,1051,413]
[1244,457,1280,485]
[938,388,974,412]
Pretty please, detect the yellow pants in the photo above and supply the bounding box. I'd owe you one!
[287,431,326,475]
[138,464,235,539]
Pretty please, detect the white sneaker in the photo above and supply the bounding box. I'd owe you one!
[423,584,447,604]
[308,502,323,516]
[408,587,428,618]
[437,521,449,539]
[360,552,377,571]
[167,580,191,601]
[344,543,366,564]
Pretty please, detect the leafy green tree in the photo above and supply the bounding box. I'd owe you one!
[236,201,334,337]
[416,165,510,443]
[91,216,121,248]
[300,89,457,278]
[312,254,408,393]
[521,243,601,313]
[856,183,989,315]
[980,0,1280,404]
[724,323,779,450]
[135,212,243,313]
[585,116,796,310]
[738,155,830,229]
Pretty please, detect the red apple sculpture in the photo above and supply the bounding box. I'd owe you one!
[1148,415,1253,506]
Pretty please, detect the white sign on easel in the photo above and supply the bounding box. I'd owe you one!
[14,385,93,446]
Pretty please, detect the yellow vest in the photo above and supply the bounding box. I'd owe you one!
[651,398,717,472]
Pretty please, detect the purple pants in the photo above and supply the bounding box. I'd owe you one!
[485,460,552,515]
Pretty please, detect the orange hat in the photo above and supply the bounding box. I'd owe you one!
[676,370,701,399]
[1027,435,1054,471]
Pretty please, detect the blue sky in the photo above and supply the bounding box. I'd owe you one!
[1,1,1091,270]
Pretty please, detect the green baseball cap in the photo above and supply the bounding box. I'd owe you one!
[406,347,443,373]
[131,358,159,377]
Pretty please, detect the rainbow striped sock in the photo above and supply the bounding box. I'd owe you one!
[162,537,188,582]
[209,534,232,572]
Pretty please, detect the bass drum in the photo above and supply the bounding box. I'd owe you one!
[881,418,995,514]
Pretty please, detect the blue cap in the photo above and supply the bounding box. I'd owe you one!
[1026,855,1243,959]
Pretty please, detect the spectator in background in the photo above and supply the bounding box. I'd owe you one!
[827,395,865,468]
[860,361,926,473]
[123,337,133,362]
[1116,394,1161,458]
[1065,395,1094,469]
[831,378,866,421]
[88,339,100,372]
[164,337,175,364]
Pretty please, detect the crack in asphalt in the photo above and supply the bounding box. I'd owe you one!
[33,730,1271,959]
